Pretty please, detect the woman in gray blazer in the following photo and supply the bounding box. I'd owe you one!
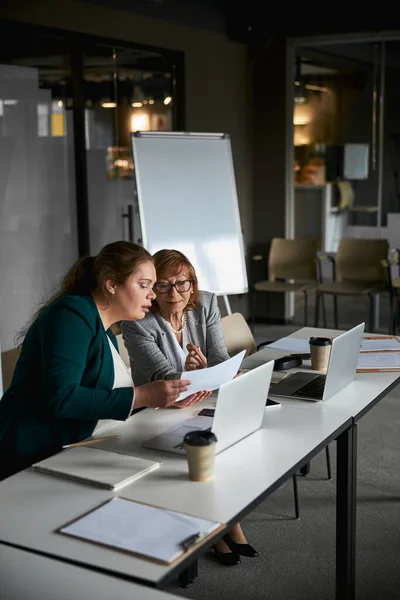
[121,249,258,567]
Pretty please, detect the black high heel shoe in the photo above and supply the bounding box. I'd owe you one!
[223,534,258,558]
[212,544,241,566]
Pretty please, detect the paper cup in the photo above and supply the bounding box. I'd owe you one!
[183,430,217,482]
[309,337,332,371]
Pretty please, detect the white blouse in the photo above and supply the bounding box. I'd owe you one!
[107,337,133,389]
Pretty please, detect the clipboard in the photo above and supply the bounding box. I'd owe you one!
[357,368,400,373]
[58,496,225,566]
[360,335,400,353]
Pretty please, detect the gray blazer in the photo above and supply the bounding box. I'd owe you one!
[121,291,230,385]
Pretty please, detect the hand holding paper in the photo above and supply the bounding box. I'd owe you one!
[176,350,246,402]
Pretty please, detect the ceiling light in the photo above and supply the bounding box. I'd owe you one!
[131,85,144,108]
[163,96,172,106]
[305,84,329,93]
[101,99,117,108]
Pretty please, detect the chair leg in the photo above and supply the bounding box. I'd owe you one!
[303,291,308,326]
[314,291,320,327]
[368,294,374,333]
[251,290,256,328]
[292,474,300,519]
[325,445,332,480]
[389,292,395,335]
[178,559,198,587]
[333,295,338,329]
[321,293,327,328]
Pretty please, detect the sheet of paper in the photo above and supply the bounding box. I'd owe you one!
[177,350,246,402]
[61,497,220,564]
[360,338,400,352]
[357,352,400,370]
[266,337,310,353]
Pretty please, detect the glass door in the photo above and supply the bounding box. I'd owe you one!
[0,36,77,351]
[83,45,176,254]
[290,40,384,253]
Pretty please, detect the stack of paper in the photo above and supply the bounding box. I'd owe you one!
[266,337,310,353]
[360,338,400,352]
[357,352,400,371]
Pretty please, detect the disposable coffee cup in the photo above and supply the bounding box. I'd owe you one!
[309,337,332,371]
[183,430,218,482]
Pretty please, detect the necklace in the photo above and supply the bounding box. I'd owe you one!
[165,312,187,335]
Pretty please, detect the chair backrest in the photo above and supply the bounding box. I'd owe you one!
[116,333,131,368]
[221,312,257,358]
[1,347,20,396]
[268,237,318,282]
[336,238,388,283]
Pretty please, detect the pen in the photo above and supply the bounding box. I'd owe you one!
[180,531,208,552]
[62,435,120,449]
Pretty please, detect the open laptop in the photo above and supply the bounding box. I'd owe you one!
[270,322,365,402]
[142,360,275,456]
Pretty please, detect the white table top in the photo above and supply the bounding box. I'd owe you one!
[0,543,183,600]
[0,403,350,586]
[246,326,400,421]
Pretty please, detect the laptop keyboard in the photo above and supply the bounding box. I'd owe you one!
[292,375,326,399]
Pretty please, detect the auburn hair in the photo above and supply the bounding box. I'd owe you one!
[151,249,200,312]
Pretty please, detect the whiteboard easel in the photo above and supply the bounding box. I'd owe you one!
[131,132,247,314]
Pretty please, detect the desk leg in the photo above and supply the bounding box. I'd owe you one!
[178,559,198,588]
[336,424,357,600]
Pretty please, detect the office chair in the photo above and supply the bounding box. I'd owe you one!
[315,238,391,332]
[251,237,319,327]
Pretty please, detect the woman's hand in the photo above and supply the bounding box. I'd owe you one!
[174,390,212,408]
[184,344,208,371]
[134,379,191,409]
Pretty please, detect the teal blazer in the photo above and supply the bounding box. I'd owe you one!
[0,294,133,470]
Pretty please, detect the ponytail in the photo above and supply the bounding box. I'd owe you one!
[16,241,153,345]
[59,256,97,296]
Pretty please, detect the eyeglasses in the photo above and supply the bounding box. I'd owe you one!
[154,280,192,294]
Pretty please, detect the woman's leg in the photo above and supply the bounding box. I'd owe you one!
[226,522,248,544]
[214,522,247,552]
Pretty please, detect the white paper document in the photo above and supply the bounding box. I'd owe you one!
[357,352,400,370]
[360,338,400,352]
[60,497,220,564]
[266,337,310,353]
[177,350,246,402]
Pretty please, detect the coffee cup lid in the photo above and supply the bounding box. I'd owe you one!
[183,429,217,446]
[309,337,332,346]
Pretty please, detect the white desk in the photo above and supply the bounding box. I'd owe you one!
[245,326,400,421]
[0,543,184,600]
[0,404,351,592]
[245,326,400,600]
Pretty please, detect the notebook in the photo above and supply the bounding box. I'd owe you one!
[31,446,161,490]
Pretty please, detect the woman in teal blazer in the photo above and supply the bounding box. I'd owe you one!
[0,241,193,480]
